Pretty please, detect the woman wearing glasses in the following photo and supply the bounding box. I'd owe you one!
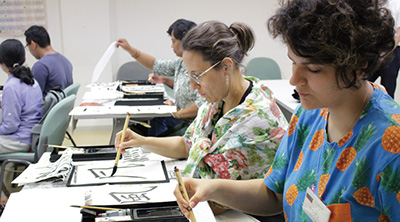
[115,21,288,217]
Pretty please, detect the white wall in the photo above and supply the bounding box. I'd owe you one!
[1,0,399,130]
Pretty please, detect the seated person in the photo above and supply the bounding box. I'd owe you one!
[174,1,400,221]
[116,21,288,216]
[0,39,42,153]
[116,19,205,136]
[24,25,73,97]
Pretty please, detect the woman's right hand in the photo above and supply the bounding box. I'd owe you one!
[174,178,214,219]
[114,128,144,153]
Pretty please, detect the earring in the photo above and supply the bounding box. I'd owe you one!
[226,75,229,85]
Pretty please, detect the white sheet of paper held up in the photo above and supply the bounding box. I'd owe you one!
[91,41,117,83]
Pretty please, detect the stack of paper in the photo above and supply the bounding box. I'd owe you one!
[12,149,73,185]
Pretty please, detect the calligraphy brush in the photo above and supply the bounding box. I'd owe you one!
[110,112,131,177]
[70,205,123,211]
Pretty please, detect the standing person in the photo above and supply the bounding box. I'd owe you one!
[174,0,400,221]
[369,0,400,98]
[24,25,73,97]
[0,39,42,153]
[116,19,205,137]
[116,21,288,216]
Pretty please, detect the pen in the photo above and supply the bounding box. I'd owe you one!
[174,167,196,222]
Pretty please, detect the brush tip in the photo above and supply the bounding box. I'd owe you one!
[110,166,117,177]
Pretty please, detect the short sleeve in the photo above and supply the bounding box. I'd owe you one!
[32,61,49,93]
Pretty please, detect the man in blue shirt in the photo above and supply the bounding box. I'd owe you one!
[24,25,73,96]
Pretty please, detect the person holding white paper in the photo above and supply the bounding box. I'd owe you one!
[116,21,288,220]
[116,19,205,137]
[174,0,400,221]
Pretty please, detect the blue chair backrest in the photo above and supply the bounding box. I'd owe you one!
[246,57,282,80]
[116,61,152,81]
[64,83,81,97]
[34,95,76,161]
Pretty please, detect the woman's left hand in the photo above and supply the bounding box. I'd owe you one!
[164,100,174,106]
[149,74,167,84]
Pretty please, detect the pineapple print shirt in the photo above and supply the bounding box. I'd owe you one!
[182,77,288,180]
[264,84,400,221]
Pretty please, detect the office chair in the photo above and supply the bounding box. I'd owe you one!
[116,61,152,81]
[113,62,153,139]
[64,83,81,97]
[0,95,76,195]
[246,57,282,80]
[63,83,81,146]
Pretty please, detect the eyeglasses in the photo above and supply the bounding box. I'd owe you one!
[184,61,221,84]
[24,42,30,49]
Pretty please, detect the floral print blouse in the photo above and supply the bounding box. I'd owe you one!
[182,77,288,180]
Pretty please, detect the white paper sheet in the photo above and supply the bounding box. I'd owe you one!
[215,209,260,222]
[193,201,216,222]
[12,149,73,185]
[90,183,177,206]
[91,41,117,83]
[68,160,168,186]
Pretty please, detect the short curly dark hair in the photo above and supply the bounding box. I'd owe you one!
[268,0,395,89]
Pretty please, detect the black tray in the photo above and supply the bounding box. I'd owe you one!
[81,201,188,222]
[114,98,164,106]
[50,145,120,162]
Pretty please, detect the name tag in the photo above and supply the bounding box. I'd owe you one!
[302,187,331,222]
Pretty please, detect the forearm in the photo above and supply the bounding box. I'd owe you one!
[164,77,174,89]
[209,179,283,216]
[141,136,189,159]
[126,46,156,70]
[175,103,198,119]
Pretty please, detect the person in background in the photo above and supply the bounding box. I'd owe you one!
[116,19,205,136]
[174,0,400,221]
[0,39,42,153]
[116,21,288,218]
[369,0,400,98]
[24,25,73,97]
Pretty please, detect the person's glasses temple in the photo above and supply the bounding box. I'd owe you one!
[193,61,221,84]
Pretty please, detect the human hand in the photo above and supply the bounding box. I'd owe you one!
[174,178,213,219]
[163,100,174,106]
[114,128,144,153]
[116,38,132,51]
[149,74,167,84]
